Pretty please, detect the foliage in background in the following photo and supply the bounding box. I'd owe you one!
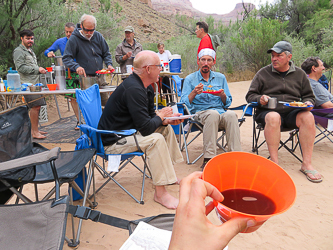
[259,0,318,34]
[283,34,316,67]
[0,0,123,78]
[1,0,333,81]
[231,15,288,72]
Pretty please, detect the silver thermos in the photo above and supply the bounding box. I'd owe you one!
[54,66,66,90]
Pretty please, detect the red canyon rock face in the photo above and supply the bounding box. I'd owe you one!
[151,0,256,24]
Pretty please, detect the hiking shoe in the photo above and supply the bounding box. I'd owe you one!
[200,158,211,171]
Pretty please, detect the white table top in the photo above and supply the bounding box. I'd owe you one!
[0,86,116,95]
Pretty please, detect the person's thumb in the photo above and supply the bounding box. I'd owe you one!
[217,217,256,244]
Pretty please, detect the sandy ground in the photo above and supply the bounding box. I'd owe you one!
[13,80,333,249]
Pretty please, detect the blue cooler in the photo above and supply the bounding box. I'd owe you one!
[169,54,181,73]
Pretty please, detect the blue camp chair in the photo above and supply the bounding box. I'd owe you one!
[75,84,149,204]
[180,102,256,164]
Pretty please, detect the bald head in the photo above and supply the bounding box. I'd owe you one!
[133,50,161,87]
[133,50,160,75]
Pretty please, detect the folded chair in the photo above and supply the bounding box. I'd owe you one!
[0,105,96,247]
[252,106,302,162]
[76,84,149,204]
[0,148,69,250]
[311,108,333,144]
[181,102,255,164]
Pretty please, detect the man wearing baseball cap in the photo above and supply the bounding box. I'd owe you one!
[181,48,241,170]
[115,26,142,76]
[246,41,322,183]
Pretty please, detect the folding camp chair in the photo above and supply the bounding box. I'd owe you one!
[0,148,69,250]
[76,84,150,204]
[181,103,255,164]
[311,108,333,144]
[252,107,302,162]
[0,105,96,247]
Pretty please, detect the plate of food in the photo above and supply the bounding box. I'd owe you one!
[203,89,222,94]
[165,114,196,120]
[96,69,115,74]
[284,101,314,110]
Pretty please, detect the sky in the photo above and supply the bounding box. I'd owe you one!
[190,0,276,15]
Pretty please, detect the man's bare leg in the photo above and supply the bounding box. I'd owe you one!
[264,112,281,164]
[70,98,80,121]
[154,185,179,209]
[296,111,321,180]
[30,106,46,139]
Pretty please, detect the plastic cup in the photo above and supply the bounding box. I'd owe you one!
[46,67,53,72]
[202,152,296,233]
[47,84,57,91]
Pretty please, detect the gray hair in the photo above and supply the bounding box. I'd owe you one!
[79,14,97,27]
[284,51,291,56]
[65,22,75,28]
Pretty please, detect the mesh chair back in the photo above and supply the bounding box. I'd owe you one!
[0,106,32,162]
[0,106,36,190]
[0,196,69,250]
[76,84,102,128]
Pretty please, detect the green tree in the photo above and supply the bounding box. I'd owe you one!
[303,8,333,50]
[259,0,317,34]
[283,34,316,67]
[231,15,288,72]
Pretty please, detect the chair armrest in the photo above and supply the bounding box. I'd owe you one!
[96,128,137,136]
[79,124,136,137]
[311,107,333,114]
[0,147,60,173]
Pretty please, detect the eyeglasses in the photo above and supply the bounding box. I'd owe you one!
[199,58,214,63]
[82,24,95,32]
[142,64,162,69]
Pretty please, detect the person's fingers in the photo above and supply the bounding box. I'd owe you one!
[187,178,223,215]
[217,217,256,244]
[205,201,215,215]
[178,172,202,205]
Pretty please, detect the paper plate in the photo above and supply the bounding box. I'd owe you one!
[284,103,314,109]
[165,114,196,120]
[96,69,115,74]
[203,90,222,94]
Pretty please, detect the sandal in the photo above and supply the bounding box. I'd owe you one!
[300,169,323,183]
[75,121,80,130]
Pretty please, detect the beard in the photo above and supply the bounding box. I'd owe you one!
[201,66,210,74]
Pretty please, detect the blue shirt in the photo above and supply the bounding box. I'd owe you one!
[44,37,68,57]
[180,70,232,114]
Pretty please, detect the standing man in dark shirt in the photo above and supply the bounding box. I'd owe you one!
[98,50,184,209]
[63,14,114,105]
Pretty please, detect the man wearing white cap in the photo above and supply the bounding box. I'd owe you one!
[115,26,142,76]
[181,48,241,169]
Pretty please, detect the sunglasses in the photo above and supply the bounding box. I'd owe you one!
[82,24,95,32]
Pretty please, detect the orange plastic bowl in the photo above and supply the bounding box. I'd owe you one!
[47,84,57,91]
[202,152,296,233]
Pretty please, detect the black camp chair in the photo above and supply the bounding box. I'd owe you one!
[0,106,96,247]
[0,147,69,250]
[252,107,302,162]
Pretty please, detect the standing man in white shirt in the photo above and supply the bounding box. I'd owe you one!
[156,43,173,103]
